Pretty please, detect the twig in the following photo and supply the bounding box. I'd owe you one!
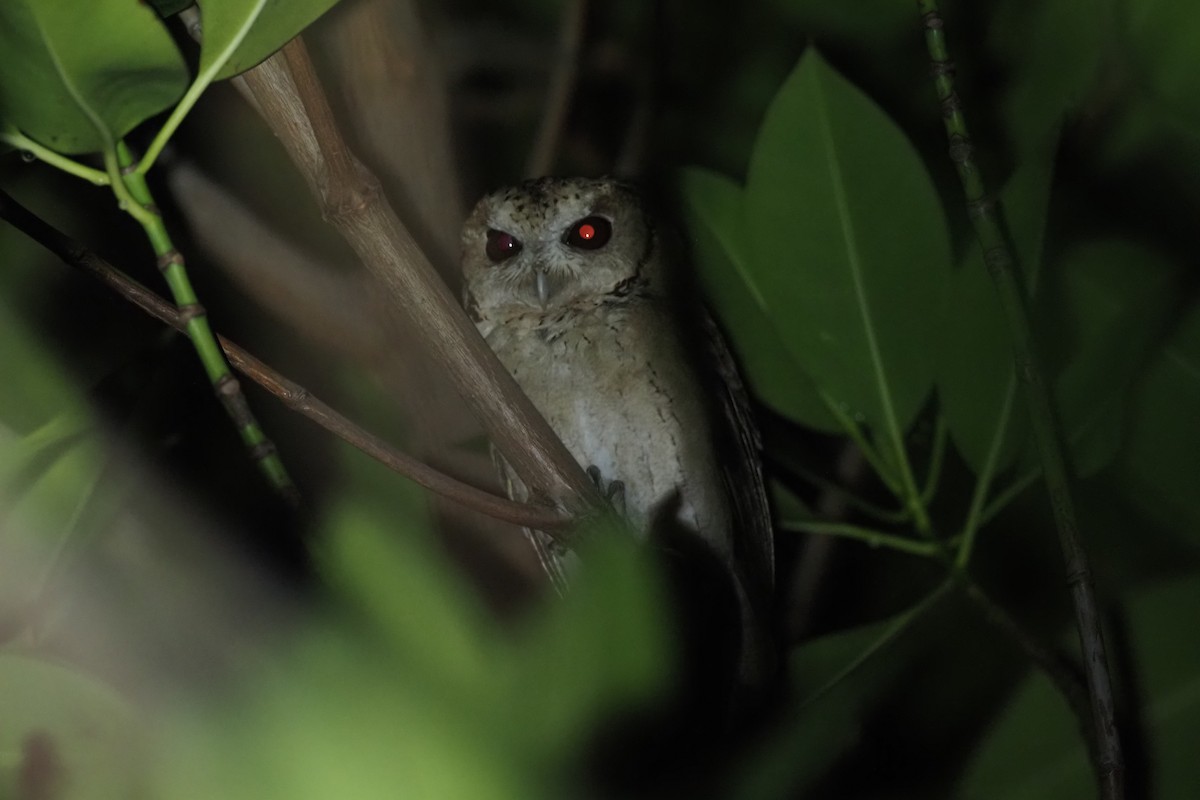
[525,0,588,177]
[916,6,1123,797]
[0,188,572,534]
[241,37,605,524]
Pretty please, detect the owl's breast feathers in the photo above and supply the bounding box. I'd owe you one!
[481,299,731,547]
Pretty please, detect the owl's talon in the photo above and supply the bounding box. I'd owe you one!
[585,466,626,516]
[607,480,626,517]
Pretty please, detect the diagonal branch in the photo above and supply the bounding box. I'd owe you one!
[915,5,1123,798]
[0,187,572,534]
[232,36,604,524]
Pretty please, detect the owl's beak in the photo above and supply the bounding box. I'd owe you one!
[535,268,551,308]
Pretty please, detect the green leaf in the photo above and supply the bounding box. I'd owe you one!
[937,155,1054,475]
[959,574,1200,799]
[198,0,341,81]
[504,529,672,760]
[155,513,671,800]
[0,654,139,800]
[734,595,940,799]
[0,0,187,154]
[680,167,839,432]
[744,49,951,448]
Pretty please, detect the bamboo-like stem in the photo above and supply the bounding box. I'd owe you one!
[524,0,588,177]
[237,37,604,523]
[108,142,298,504]
[916,5,1123,797]
[919,415,948,505]
[980,468,1040,527]
[0,187,572,533]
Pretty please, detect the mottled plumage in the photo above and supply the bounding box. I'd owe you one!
[460,177,774,690]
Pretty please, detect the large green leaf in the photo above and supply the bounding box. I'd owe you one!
[155,507,671,800]
[0,0,186,154]
[198,0,341,81]
[734,595,940,799]
[680,167,839,432]
[959,574,1200,799]
[744,49,951,448]
[937,156,1054,476]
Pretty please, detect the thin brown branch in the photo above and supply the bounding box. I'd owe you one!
[525,0,588,178]
[0,187,572,534]
[239,37,604,522]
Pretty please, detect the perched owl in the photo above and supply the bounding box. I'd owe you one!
[460,177,775,694]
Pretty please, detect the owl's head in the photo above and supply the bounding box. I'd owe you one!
[460,177,659,319]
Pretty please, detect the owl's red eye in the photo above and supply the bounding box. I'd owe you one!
[565,216,612,250]
[485,229,522,263]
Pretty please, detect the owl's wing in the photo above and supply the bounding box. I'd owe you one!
[701,310,775,600]
[489,444,573,595]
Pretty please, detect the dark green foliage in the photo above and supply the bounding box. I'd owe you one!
[2,0,1200,798]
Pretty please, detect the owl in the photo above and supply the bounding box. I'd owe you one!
[460,177,775,694]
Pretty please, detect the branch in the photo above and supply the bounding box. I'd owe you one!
[916,5,1123,797]
[232,36,604,524]
[0,187,572,534]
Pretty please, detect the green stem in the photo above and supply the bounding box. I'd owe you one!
[821,390,901,494]
[957,378,1018,567]
[798,579,953,709]
[778,463,909,524]
[919,415,948,506]
[821,390,931,536]
[0,129,109,185]
[889,434,932,537]
[782,519,943,558]
[917,5,1123,798]
[137,1,270,175]
[112,141,296,503]
[979,468,1040,528]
